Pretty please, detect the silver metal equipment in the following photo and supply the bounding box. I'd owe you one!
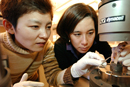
[89,0,130,87]
[98,0,130,41]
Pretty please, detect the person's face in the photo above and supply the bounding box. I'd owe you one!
[14,12,52,52]
[70,17,95,54]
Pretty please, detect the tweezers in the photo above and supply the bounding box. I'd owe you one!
[99,56,111,68]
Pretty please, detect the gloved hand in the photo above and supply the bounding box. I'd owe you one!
[110,41,130,70]
[71,52,106,78]
[118,44,130,70]
[111,41,128,64]
[13,73,44,87]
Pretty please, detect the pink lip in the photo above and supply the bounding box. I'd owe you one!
[36,42,45,47]
[80,47,88,51]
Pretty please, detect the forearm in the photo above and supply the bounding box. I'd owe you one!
[56,69,66,85]
[57,66,79,85]
[43,58,61,86]
[45,66,76,86]
[63,66,78,85]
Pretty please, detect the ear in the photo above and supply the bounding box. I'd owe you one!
[3,19,15,34]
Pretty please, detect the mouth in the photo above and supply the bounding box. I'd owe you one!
[36,42,46,46]
[80,47,89,51]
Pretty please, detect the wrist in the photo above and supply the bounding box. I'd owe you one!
[71,63,88,78]
[63,66,79,85]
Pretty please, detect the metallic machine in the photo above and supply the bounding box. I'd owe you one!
[98,0,130,41]
[89,0,130,87]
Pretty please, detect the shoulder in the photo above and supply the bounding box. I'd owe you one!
[54,38,66,47]
[45,39,54,46]
[55,38,66,44]
[54,38,66,52]
[42,39,54,52]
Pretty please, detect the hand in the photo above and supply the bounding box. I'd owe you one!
[111,41,128,64]
[71,52,106,78]
[118,44,130,70]
[13,73,44,87]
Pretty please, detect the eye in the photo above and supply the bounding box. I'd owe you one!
[30,25,39,29]
[74,33,81,36]
[46,23,52,30]
[46,25,52,30]
[88,31,94,35]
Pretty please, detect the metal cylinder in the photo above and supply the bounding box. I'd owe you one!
[98,0,130,41]
[89,63,130,87]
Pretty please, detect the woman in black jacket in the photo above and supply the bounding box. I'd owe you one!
[54,3,112,70]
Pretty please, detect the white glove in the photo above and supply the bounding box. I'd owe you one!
[111,41,128,64]
[13,73,44,87]
[118,44,130,70]
[110,41,130,70]
[71,52,106,78]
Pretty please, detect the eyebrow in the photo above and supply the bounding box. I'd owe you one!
[29,20,41,24]
[73,29,95,33]
[47,22,52,25]
[88,29,95,31]
[28,20,52,25]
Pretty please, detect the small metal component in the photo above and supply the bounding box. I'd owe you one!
[99,56,111,68]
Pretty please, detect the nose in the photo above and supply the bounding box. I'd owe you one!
[81,35,88,46]
[39,29,49,39]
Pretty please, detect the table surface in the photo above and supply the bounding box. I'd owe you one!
[58,77,90,87]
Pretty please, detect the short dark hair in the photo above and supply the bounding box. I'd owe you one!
[56,3,98,42]
[1,0,53,29]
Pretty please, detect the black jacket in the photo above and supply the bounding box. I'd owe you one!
[54,38,112,70]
